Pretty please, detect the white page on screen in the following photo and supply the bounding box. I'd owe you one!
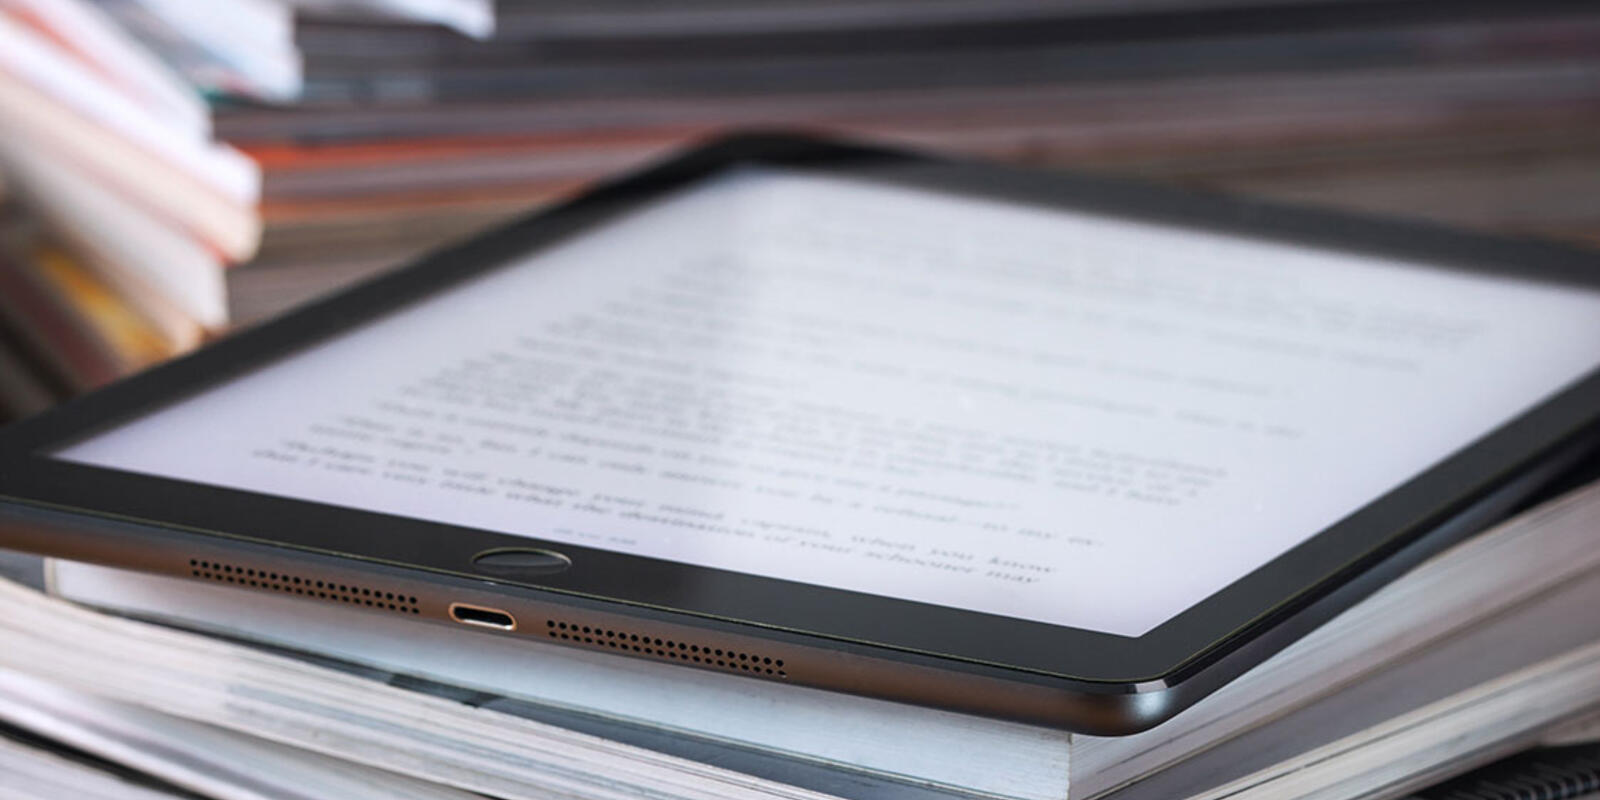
[55,168,1600,637]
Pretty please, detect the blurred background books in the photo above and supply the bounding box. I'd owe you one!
[0,0,489,416]
[1,0,1598,415]
[2,0,1599,421]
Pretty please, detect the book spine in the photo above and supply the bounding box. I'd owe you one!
[0,251,126,389]
[0,146,229,330]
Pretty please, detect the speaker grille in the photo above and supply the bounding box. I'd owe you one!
[189,559,419,615]
[547,618,787,678]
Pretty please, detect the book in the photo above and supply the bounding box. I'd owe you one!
[0,139,230,330]
[17,567,1599,800]
[0,220,185,391]
[0,670,485,800]
[0,575,855,800]
[0,10,261,260]
[0,0,521,425]
[94,0,498,104]
[2,0,211,139]
[0,733,197,800]
[221,1,1600,328]
[43,562,1067,800]
[96,0,302,102]
[0,0,252,385]
[29,477,1600,800]
[1114,572,1600,800]
[28,244,182,371]
[0,246,127,389]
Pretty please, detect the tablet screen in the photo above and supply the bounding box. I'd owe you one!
[54,168,1600,637]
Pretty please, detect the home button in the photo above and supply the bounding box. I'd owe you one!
[471,548,573,576]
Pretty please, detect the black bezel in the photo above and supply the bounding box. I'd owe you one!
[3,132,1599,689]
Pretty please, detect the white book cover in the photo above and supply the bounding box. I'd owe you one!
[0,141,228,329]
[97,0,302,101]
[1,0,211,139]
[0,11,258,206]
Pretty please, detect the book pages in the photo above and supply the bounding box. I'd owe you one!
[49,559,1071,800]
[0,669,482,800]
[0,734,189,800]
[1186,640,1600,800]
[0,575,847,800]
[1072,480,1600,797]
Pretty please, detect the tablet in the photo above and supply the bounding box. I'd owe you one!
[4,134,1599,734]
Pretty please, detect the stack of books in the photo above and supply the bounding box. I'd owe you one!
[2,468,1599,800]
[0,0,260,416]
[221,1,1600,327]
[0,0,493,422]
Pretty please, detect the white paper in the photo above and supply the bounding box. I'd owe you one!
[0,670,482,800]
[50,559,1071,800]
[57,168,1600,635]
[0,577,848,800]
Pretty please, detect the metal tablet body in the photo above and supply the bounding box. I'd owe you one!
[3,134,1599,735]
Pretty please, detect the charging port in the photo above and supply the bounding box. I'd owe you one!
[449,603,516,630]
